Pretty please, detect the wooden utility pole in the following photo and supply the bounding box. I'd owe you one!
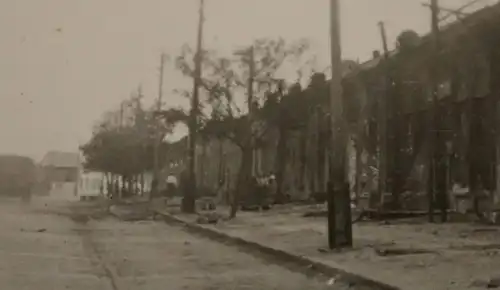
[247,46,256,176]
[422,0,480,23]
[151,53,166,200]
[184,0,204,213]
[432,0,449,223]
[428,0,447,222]
[234,45,256,174]
[377,21,390,211]
[327,0,352,249]
[247,46,255,112]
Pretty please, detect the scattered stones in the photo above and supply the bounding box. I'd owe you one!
[470,279,488,288]
[374,247,435,257]
[488,277,500,288]
[485,251,499,257]
[196,212,220,224]
[302,210,327,218]
[470,277,500,288]
[471,228,498,233]
[70,214,90,224]
[196,197,217,211]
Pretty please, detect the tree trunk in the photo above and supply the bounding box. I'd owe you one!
[117,175,121,200]
[274,127,288,203]
[199,141,207,188]
[181,169,196,213]
[317,126,327,194]
[299,129,307,192]
[217,139,225,203]
[140,172,145,195]
[124,176,131,198]
[230,146,253,219]
[135,174,140,195]
[131,175,136,195]
[106,173,112,198]
[123,175,131,199]
[354,139,362,204]
[225,168,231,205]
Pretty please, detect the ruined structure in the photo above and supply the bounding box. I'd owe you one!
[166,3,500,209]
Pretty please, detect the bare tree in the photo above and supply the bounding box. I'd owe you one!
[175,37,309,218]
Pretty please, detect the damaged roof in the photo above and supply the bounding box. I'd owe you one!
[40,151,80,168]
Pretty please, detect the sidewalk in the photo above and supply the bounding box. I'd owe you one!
[161,204,500,290]
[108,197,177,220]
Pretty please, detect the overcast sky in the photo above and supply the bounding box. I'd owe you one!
[0,0,495,160]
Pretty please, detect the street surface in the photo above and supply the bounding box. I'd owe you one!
[0,198,342,290]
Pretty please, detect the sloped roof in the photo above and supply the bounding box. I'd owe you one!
[40,151,80,168]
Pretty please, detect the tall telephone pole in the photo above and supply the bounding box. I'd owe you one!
[429,0,448,222]
[426,0,439,222]
[247,46,255,112]
[184,0,204,213]
[377,21,390,211]
[247,46,256,176]
[327,0,352,249]
[424,0,449,222]
[233,45,256,175]
[151,53,166,200]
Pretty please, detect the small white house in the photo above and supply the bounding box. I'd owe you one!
[40,151,80,201]
[77,171,105,201]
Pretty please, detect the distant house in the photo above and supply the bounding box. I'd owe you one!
[39,151,80,200]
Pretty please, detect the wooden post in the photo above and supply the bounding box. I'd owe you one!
[429,0,448,222]
[328,0,352,249]
[184,0,204,213]
[496,97,500,207]
[377,21,390,211]
[434,0,448,223]
[152,53,166,201]
[248,46,256,177]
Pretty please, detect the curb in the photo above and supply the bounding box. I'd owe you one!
[157,210,401,290]
[108,204,154,221]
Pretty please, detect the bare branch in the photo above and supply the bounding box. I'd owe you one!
[173,37,311,149]
[172,88,191,99]
[175,44,196,78]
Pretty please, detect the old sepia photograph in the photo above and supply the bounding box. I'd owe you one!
[1,0,500,289]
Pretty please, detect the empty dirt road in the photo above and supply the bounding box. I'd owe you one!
[0,198,350,290]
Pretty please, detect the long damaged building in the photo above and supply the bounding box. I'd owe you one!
[165,2,500,212]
